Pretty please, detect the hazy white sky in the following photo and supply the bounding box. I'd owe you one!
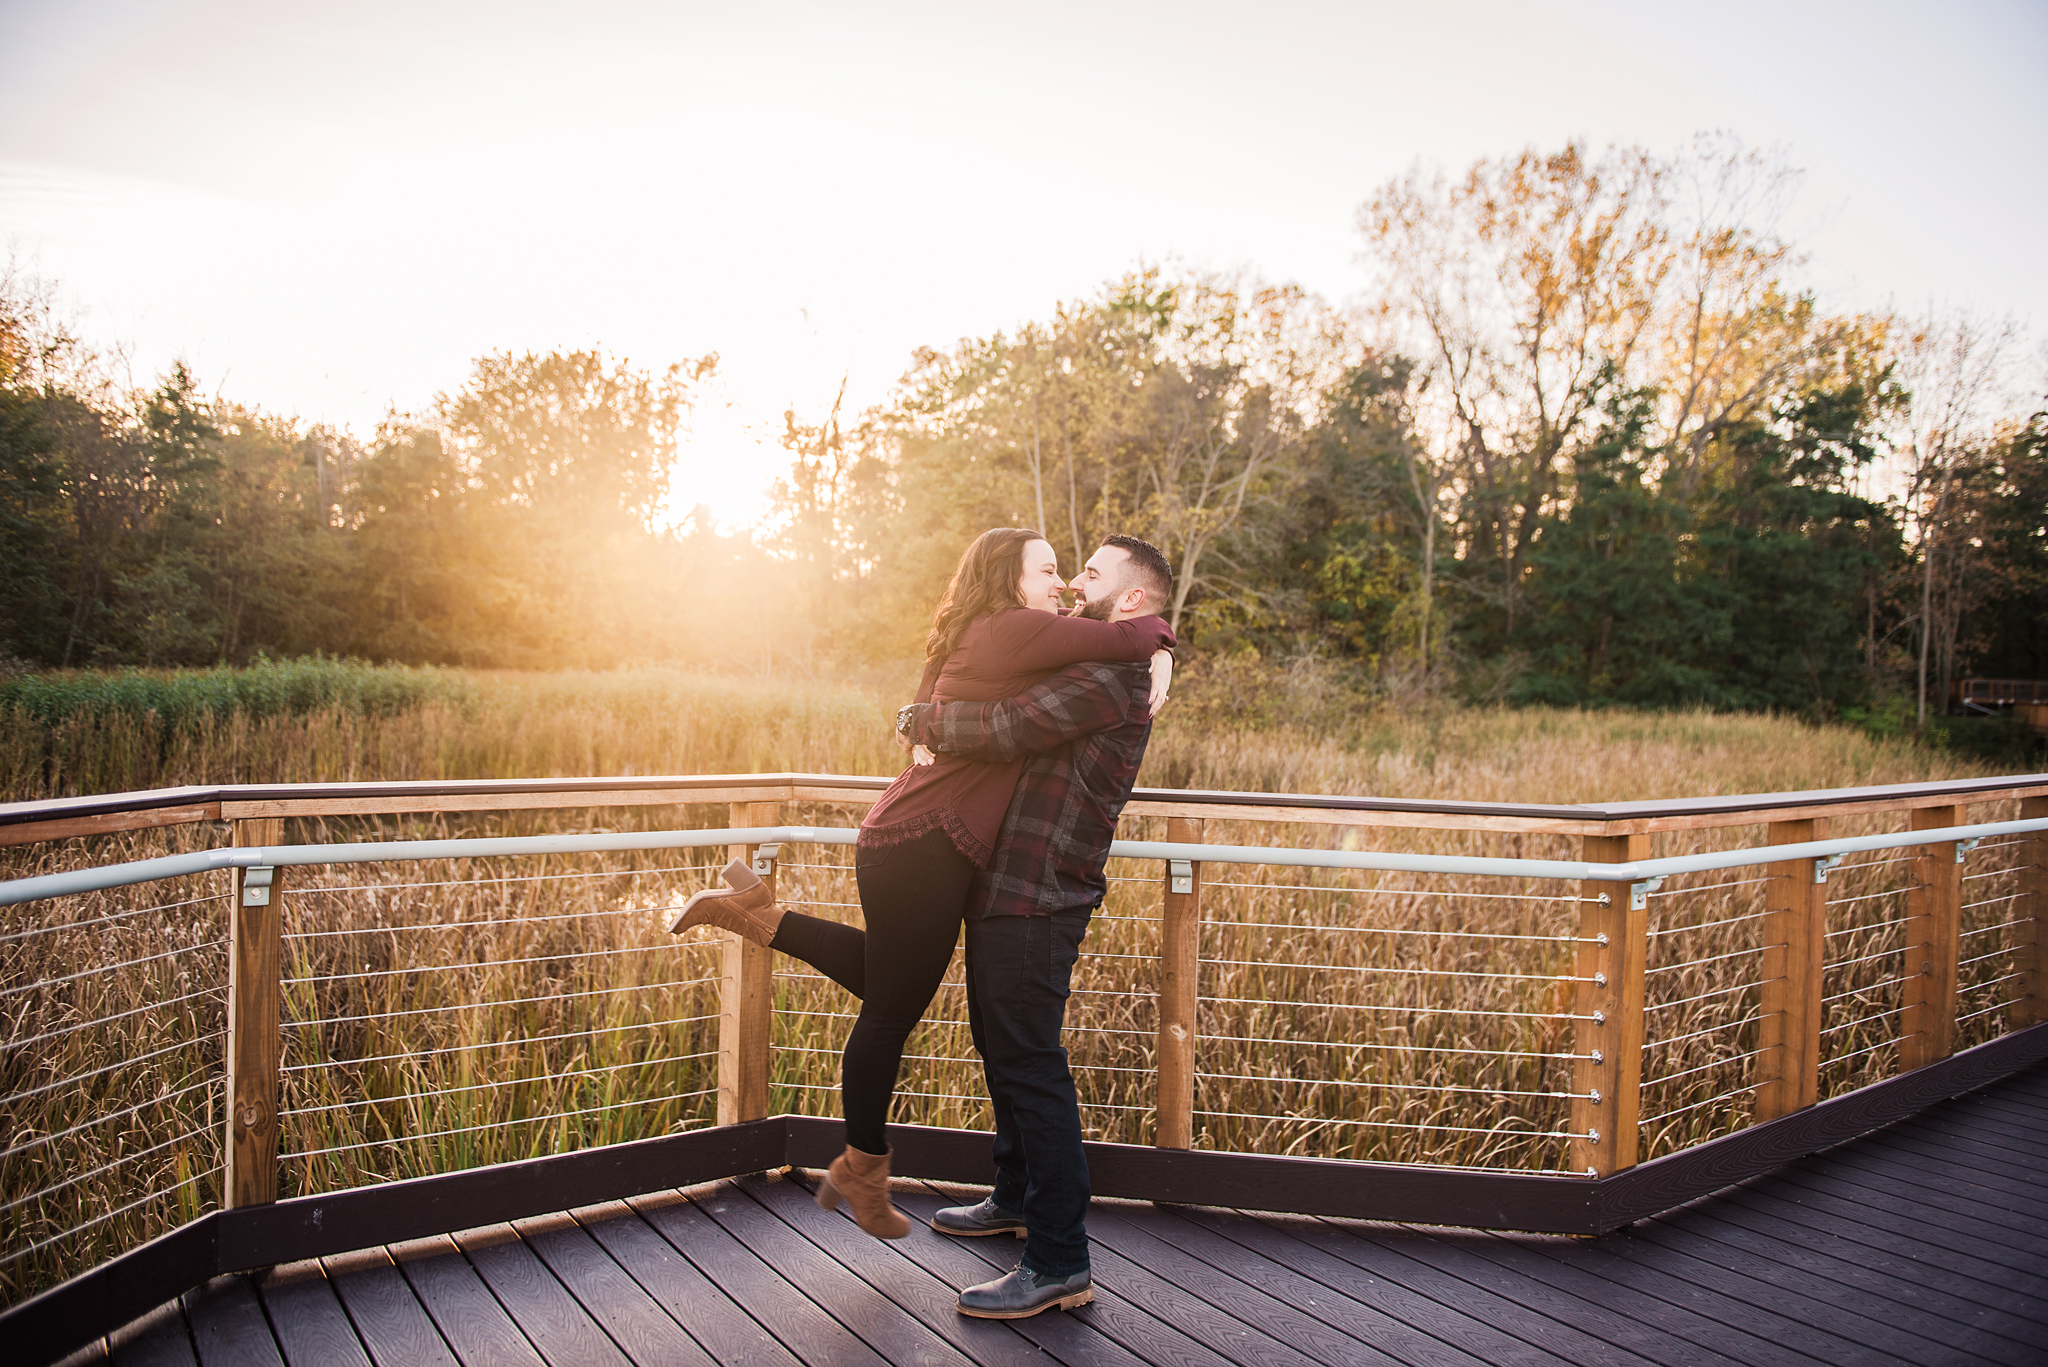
[3,0,2043,526]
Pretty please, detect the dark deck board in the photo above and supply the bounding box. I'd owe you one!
[1137,1203,1498,1367]
[1464,1229,1838,1367]
[1769,1155,2048,1254]
[1515,1219,1914,1364]
[1950,1099,2048,1140]
[1391,1224,1760,1367]
[1736,1174,2048,1291]
[183,1275,283,1367]
[1879,1121,2048,1180]
[686,1177,980,1367]
[630,1187,892,1366]
[1622,1211,2035,1365]
[1706,1184,2048,1322]
[389,1233,547,1367]
[731,1172,1054,1367]
[1905,1102,2047,1147]
[1765,1162,2048,1258]
[1057,1197,1397,1367]
[510,1212,718,1367]
[107,1299,194,1367]
[1794,1141,2048,1235]
[890,1180,1252,1367]
[1170,1202,1571,1367]
[857,1181,1158,1367]
[1891,1117,2048,1173]
[1591,1222,1951,1365]
[319,1248,460,1367]
[1283,1215,1662,1367]
[1677,1193,2045,1330]
[1970,1089,2048,1122]
[447,1222,632,1367]
[1646,1204,2047,1365]
[64,1061,2048,1366]
[251,1261,372,1367]
[572,1198,807,1367]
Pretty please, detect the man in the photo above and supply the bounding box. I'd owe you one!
[896,532,1175,1319]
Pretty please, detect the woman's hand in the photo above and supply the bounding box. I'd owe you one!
[912,744,937,767]
[1147,648,1173,717]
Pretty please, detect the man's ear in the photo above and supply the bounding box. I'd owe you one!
[1119,585,1149,615]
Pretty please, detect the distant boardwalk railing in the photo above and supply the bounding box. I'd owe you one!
[3,771,2046,1364]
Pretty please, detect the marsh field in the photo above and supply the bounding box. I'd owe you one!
[1,661,2033,1302]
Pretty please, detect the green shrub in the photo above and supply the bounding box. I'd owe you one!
[0,658,475,731]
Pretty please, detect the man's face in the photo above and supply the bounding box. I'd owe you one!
[1071,546,1137,621]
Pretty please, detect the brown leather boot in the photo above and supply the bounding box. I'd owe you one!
[816,1145,911,1239]
[667,859,783,946]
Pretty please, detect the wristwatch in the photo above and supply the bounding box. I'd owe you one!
[895,703,922,738]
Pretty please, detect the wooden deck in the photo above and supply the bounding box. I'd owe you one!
[69,1064,2048,1367]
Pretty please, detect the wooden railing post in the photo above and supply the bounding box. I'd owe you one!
[1756,818,1826,1122]
[1901,805,1963,1072]
[2013,796,2047,1030]
[226,817,284,1208]
[1571,833,1647,1177]
[1157,817,1203,1149]
[717,800,777,1126]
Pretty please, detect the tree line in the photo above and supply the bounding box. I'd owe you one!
[1,136,2041,722]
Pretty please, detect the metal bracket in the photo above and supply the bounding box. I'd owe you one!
[1168,859,1194,896]
[1955,837,1983,864]
[751,844,782,878]
[1814,853,1846,884]
[241,865,274,908]
[1628,877,1664,911]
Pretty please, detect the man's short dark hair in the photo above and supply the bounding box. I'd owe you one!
[1102,534,1173,610]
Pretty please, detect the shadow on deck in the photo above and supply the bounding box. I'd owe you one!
[71,1064,2048,1367]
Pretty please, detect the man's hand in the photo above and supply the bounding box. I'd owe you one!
[1147,648,1173,717]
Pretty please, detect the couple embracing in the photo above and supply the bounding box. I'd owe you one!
[673,527,1176,1320]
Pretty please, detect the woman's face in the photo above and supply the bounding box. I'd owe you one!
[1016,539,1064,614]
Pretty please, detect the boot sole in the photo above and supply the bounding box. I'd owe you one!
[929,1219,1026,1237]
[957,1288,1094,1319]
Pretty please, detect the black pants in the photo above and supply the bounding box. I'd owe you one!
[770,829,975,1155]
[966,908,1094,1277]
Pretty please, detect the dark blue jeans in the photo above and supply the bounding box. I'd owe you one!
[963,909,1093,1278]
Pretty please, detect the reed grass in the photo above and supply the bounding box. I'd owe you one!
[2,664,2032,1306]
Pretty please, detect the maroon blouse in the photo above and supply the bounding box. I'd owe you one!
[859,608,1175,866]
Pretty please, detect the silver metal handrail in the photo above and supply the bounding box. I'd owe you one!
[5,817,2044,907]
[4,811,2048,909]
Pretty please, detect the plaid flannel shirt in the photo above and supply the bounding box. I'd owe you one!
[904,658,1153,919]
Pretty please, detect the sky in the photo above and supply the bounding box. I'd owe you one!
[2,0,2044,528]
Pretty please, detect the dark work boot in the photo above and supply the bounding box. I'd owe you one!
[956,1264,1094,1319]
[929,1197,1026,1238]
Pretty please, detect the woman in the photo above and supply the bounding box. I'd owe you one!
[670,528,1172,1237]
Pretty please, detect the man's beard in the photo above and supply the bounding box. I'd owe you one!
[1073,589,1117,622]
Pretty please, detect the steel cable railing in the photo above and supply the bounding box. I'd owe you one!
[2,794,2043,1312]
[1182,863,1601,1175]
[0,868,227,1309]
[273,852,732,1197]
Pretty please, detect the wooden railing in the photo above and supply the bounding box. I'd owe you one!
[4,770,2047,1363]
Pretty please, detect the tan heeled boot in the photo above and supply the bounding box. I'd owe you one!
[667,859,783,946]
[816,1145,911,1239]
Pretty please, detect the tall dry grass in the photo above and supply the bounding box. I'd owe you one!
[2,667,2034,1305]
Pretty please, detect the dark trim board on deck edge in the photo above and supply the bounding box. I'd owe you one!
[10,1023,2048,1366]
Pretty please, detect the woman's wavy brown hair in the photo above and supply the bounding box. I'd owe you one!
[925,527,1047,661]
